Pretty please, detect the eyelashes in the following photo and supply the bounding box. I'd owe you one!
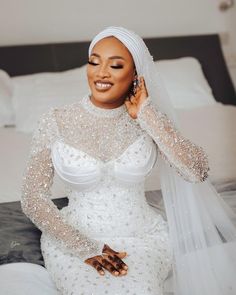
[111,65,124,69]
[87,61,123,69]
[88,61,98,66]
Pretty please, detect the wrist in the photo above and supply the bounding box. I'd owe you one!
[136,96,151,119]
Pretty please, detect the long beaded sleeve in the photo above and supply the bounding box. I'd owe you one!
[21,109,105,261]
[136,97,209,183]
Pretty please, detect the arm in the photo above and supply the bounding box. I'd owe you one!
[136,97,209,183]
[21,109,104,260]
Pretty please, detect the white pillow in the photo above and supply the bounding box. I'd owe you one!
[155,57,216,109]
[12,57,215,133]
[0,69,15,126]
[12,65,90,133]
[145,102,236,191]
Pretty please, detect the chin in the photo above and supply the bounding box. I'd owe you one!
[91,90,121,104]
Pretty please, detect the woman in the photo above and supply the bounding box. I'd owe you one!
[21,26,236,295]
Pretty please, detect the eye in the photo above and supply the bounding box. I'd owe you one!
[88,61,98,66]
[87,60,124,69]
[110,65,124,69]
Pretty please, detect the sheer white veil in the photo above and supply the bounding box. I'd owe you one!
[88,26,236,295]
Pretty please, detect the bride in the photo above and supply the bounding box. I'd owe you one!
[21,26,236,295]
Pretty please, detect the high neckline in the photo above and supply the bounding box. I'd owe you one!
[81,94,127,118]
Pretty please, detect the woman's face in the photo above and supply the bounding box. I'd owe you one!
[87,36,136,108]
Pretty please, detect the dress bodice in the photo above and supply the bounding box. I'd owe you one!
[51,133,157,192]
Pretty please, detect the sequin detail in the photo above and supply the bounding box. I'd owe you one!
[82,94,127,118]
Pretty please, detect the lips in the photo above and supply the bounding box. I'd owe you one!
[94,80,113,91]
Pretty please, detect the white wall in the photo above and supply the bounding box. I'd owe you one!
[0,0,235,87]
[0,0,226,45]
[221,5,236,88]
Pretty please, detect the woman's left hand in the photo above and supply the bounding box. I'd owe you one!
[125,76,149,119]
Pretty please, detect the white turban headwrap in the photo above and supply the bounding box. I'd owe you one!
[89,26,149,76]
[89,26,236,295]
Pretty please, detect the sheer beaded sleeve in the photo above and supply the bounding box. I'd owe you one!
[136,97,209,183]
[21,109,104,261]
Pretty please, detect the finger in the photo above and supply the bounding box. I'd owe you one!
[139,76,144,86]
[84,258,105,276]
[102,253,126,274]
[97,256,120,276]
[106,254,128,272]
[104,249,127,260]
[101,258,120,276]
[140,76,149,96]
[91,260,105,276]
[124,99,132,108]
[130,96,137,104]
[102,244,127,259]
[114,251,127,259]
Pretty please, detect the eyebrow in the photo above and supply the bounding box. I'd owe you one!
[90,53,125,60]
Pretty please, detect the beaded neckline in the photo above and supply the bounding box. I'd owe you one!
[81,94,127,118]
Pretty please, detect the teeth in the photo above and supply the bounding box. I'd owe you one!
[95,82,112,89]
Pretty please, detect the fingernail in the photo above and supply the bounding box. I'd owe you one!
[121,270,127,275]
[114,271,119,275]
[124,266,128,270]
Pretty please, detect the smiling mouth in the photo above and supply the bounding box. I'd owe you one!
[94,81,113,91]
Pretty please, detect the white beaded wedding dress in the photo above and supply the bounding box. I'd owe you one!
[21,93,209,295]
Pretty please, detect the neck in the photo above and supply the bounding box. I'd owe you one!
[90,95,125,109]
[81,94,127,118]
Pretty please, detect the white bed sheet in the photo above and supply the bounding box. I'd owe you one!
[0,101,236,203]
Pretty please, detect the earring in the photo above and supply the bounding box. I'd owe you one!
[133,78,138,88]
[133,77,139,89]
[128,77,138,99]
[132,77,139,96]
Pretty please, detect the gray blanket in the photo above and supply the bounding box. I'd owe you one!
[0,198,68,266]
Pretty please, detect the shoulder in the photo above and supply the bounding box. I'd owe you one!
[38,101,82,126]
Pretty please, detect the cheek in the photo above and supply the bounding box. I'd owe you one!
[87,68,95,86]
[116,70,133,87]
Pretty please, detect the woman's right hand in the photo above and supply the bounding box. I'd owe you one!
[84,244,128,276]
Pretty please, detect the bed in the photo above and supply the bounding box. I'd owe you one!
[0,34,236,294]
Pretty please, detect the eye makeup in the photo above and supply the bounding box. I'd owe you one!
[110,65,124,69]
[88,60,124,69]
[88,61,98,66]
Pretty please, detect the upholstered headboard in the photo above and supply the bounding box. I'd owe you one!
[0,34,235,105]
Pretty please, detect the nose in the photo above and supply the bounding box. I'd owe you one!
[96,63,111,78]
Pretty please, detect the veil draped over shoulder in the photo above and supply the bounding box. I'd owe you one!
[89,26,236,295]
